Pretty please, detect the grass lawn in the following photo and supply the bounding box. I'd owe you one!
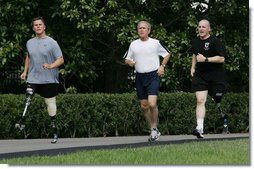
[0,138,249,165]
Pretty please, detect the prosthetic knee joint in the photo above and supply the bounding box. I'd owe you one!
[23,87,34,115]
[213,92,225,116]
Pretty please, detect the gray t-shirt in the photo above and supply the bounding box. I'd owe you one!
[26,36,63,84]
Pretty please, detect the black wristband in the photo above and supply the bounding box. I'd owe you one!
[205,58,208,62]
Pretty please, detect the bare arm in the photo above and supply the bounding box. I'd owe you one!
[20,55,30,80]
[42,57,64,69]
[125,59,136,67]
[157,54,170,76]
[196,53,225,63]
[191,54,197,77]
[206,56,225,63]
[162,54,170,65]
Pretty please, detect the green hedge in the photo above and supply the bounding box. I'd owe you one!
[0,92,249,139]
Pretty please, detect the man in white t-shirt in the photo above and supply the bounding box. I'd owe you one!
[125,21,170,142]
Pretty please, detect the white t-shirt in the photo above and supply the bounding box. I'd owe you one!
[125,38,169,73]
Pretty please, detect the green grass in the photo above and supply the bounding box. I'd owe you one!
[0,139,249,165]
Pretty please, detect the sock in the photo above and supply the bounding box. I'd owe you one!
[196,118,204,133]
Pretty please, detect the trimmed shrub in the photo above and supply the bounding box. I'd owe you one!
[0,92,248,139]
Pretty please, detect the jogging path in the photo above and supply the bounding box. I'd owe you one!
[0,133,249,159]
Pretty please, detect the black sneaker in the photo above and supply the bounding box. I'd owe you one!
[192,129,204,139]
[51,133,58,144]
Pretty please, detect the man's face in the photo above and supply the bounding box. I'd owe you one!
[198,20,211,39]
[137,23,150,40]
[33,19,46,36]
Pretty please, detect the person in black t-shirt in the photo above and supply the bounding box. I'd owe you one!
[190,19,228,138]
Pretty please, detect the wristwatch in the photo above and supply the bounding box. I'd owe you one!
[161,64,166,68]
[205,57,208,62]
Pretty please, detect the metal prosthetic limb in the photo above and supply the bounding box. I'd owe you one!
[213,93,229,134]
[45,97,59,143]
[15,87,34,133]
[216,103,229,134]
[50,117,58,143]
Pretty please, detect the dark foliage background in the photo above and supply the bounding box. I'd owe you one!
[0,0,249,94]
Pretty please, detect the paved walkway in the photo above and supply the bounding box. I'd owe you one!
[0,133,249,159]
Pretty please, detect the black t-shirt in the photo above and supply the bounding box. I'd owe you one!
[191,35,226,72]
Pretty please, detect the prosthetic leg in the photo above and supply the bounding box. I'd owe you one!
[212,92,229,134]
[50,116,58,144]
[45,97,59,143]
[15,86,34,138]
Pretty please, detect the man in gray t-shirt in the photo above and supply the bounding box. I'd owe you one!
[20,16,64,143]
[26,36,63,84]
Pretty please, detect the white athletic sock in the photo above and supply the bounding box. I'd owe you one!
[196,118,204,133]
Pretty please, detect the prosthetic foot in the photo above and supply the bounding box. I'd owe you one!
[15,119,26,131]
[217,103,229,134]
[15,118,31,138]
[50,119,59,144]
[212,92,229,134]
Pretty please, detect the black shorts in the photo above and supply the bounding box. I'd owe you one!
[27,83,59,98]
[192,70,226,96]
[135,70,160,100]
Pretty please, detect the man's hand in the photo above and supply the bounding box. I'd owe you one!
[157,65,165,76]
[190,68,195,77]
[42,63,52,69]
[20,72,27,80]
[125,59,136,67]
[196,53,206,62]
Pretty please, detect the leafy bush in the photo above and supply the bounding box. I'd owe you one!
[0,92,248,139]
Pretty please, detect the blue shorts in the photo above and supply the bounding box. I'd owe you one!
[135,70,160,100]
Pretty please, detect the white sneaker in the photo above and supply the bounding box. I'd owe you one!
[148,128,161,142]
[51,133,58,144]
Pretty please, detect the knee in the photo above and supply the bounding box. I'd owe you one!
[196,97,206,106]
[45,97,57,116]
[26,87,34,96]
[140,104,148,111]
[140,102,149,111]
[148,102,157,109]
[26,86,35,100]
[213,93,223,103]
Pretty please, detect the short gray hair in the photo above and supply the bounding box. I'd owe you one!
[137,21,151,31]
